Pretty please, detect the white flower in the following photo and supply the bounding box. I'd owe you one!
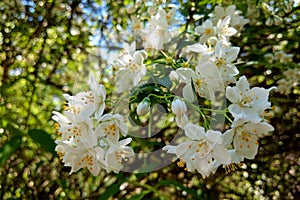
[274,50,285,61]
[284,68,300,87]
[224,118,274,159]
[52,111,95,146]
[61,75,106,120]
[131,16,144,35]
[169,70,179,82]
[213,5,249,33]
[114,50,148,93]
[195,19,216,43]
[202,42,240,84]
[276,79,291,95]
[226,76,276,122]
[281,53,293,63]
[164,124,231,178]
[142,8,172,49]
[105,138,134,173]
[264,53,274,63]
[176,66,222,101]
[60,118,94,145]
[216,16,238,42]
[52,111,70,127]
[174,114,188,129]
[95,114,128,143]
[166,7,178,25]
[214,5,236,22]
[126,5,136,14]
[55,133,106,176]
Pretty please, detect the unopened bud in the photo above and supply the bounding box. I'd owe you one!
[171,99,187,116]
[137,100,150,116]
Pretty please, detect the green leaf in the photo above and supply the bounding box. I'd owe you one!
[0,136,22,167]
[6,124,23,137]
[28,129,56,155]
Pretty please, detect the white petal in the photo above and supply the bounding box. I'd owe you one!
[228,104,261,122]
[223,129,234,147]
[162,145,177,154]
[183,85,196,102]
[176,68,195,84]
[184,123,205,140]
[226,5,236,15]
[226,86,240,103]
[243,122,274,136]
[213,146,231,164]
[234,133,258,159]
[187,43,208,53]
[206,130,222,144]
[175,142,192,157]
[225,47,240,62]
[236,76,250,93]
[231,118,248,128]
[119,138,132,146]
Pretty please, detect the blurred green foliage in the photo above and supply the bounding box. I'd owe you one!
[0,0,299,199]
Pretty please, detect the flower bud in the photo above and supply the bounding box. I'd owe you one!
[175,114,188,128]
[171,99,187,116]
[137,100,150,116]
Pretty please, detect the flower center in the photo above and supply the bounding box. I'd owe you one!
[240,93,254,106]
[204,28,213,36]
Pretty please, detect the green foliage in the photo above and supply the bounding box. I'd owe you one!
[0,0,299,199]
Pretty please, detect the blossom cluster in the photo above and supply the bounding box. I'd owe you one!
[53,4,276,178]
[264,50,294,64]
[159,6,275,177]
[53,75,134,175]
[264,51,299,95]
[276,68,300,95]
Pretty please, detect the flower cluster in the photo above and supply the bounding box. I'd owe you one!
[276,68,300,95]
[53,75,134,175]
[263,51,299,95]
[160,6,275,177]
[264,50,293,64]
[53,4,276,178]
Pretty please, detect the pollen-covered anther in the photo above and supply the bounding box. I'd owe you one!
[54,123,60,130]
[225,163,238,174]
[57,151,64,160]
[104,124,117,136]
[177,159,186,168]
[215,58,225,66]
